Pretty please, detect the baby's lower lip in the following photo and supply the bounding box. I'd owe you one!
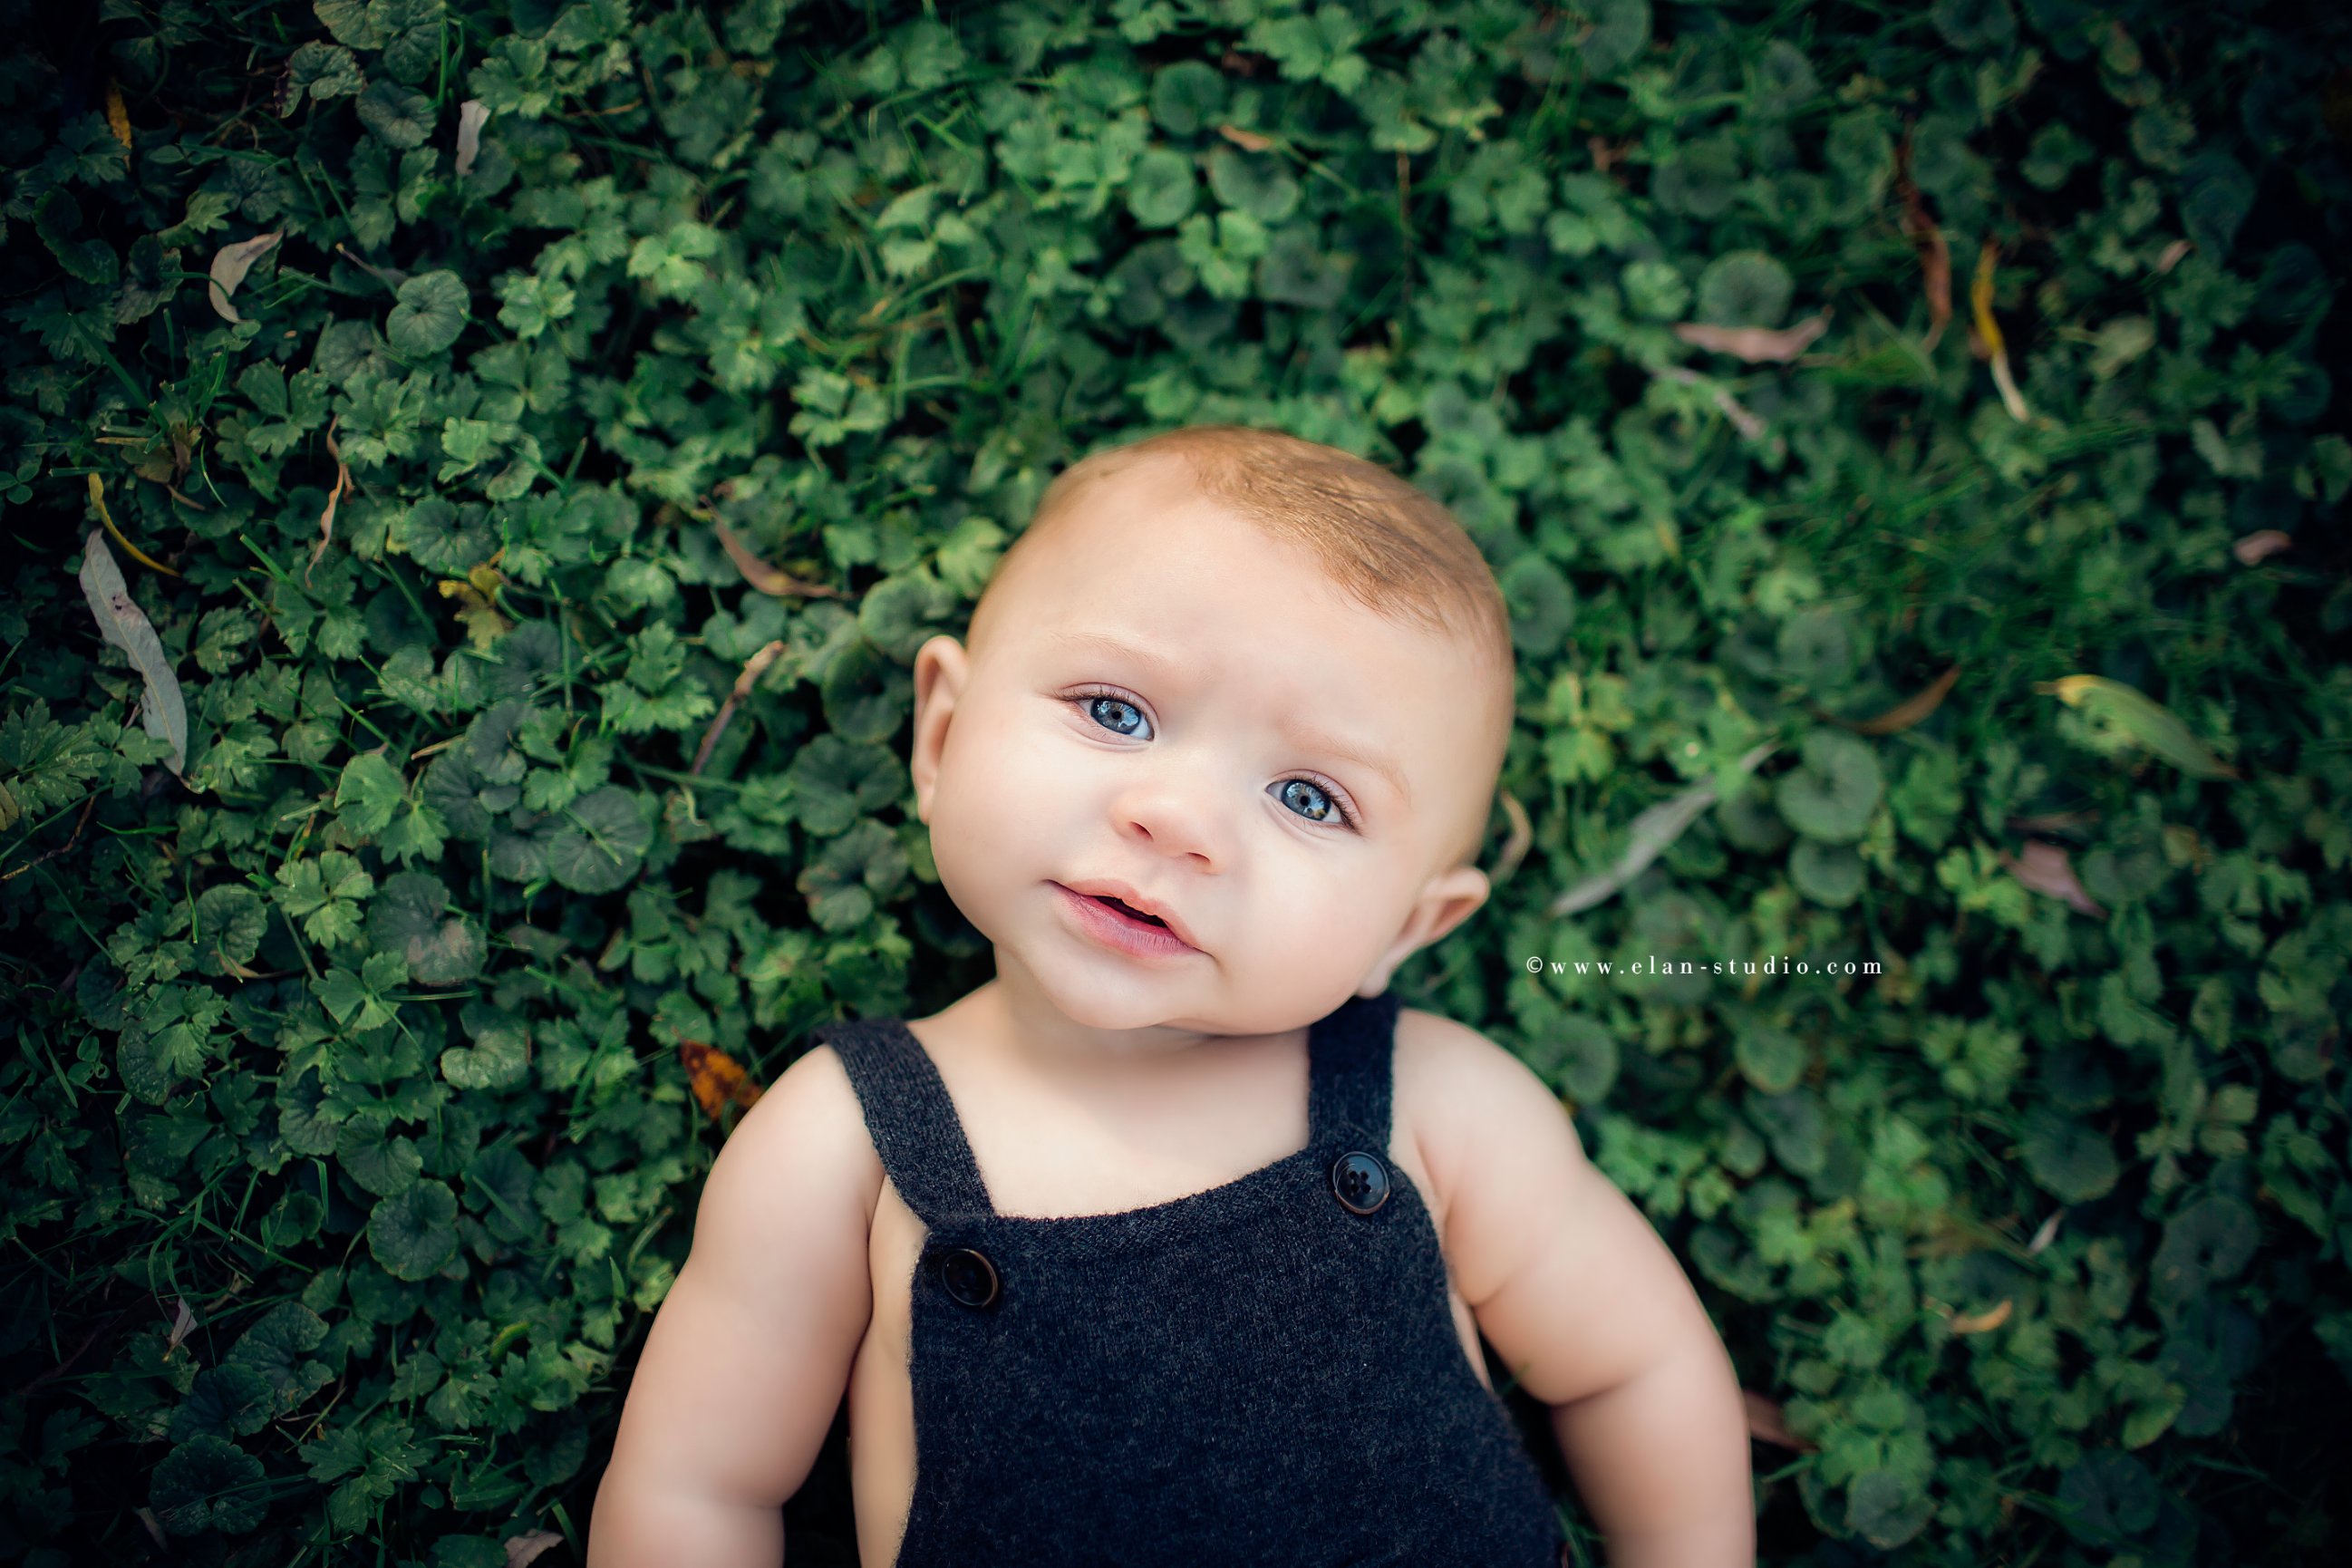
[1051,883,1199,959]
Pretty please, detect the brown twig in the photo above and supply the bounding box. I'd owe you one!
[691,641,788,776]
[14,1308,131,1398]
[0,792,99,883]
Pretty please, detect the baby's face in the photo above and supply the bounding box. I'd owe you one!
[909,458,1504,1039]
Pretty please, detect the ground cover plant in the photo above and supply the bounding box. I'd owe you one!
[3,0,2349,1563]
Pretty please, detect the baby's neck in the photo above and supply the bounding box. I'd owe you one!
[925,973,1301,1090]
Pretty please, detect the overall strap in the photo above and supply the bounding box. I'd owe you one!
[808,1018,996,1227]
[1306,988,1401,1146]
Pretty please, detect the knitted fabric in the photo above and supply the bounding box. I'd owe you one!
[814,988,1565,1567]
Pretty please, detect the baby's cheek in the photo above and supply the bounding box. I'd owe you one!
[926,740,1045,917]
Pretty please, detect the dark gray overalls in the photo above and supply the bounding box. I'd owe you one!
[814,988,1567,1567]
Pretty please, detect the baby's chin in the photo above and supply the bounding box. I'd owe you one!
[1023,963,1215,1036]
[1025,959,1369,1042]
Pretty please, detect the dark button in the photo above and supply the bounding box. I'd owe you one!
[1331,1151,1391,1215]
[936,1246,1000,1310]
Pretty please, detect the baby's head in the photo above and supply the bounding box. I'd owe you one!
[909,425,1516,1038]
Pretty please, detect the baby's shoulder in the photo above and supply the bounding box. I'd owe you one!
[1392,1005,1553,1111]
[708,1034,887,1227]
[1392,1006,1586,1195]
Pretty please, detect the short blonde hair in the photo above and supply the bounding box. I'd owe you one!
[975,423,1517,866]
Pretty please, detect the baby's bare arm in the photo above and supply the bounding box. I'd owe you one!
[587,1046,877,1568]
[1412,1020,1754,1567]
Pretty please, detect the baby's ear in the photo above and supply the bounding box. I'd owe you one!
[1413,862,1491,949]
[908,634,969,825]
[1359,864,1491,995]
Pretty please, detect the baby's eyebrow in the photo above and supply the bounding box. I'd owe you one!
[1045,628,1414,808]
[1281,714,1414,808]
[1047,628,1184,675]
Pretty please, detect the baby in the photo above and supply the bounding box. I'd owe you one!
[588,426,1755,1567]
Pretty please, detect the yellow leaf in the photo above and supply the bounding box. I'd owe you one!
[85,473,179,576]
[436,576,511,652]
[2037,674,2240,780]
[1970,240,2031,421]
[1969,241,2005,358]
[104,81,132,149]
[464,558,507,600]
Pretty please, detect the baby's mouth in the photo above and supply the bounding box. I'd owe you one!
[1091,894,1166,927]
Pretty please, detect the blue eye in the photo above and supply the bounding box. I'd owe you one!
[1273,779,1344,826]
[1083,694,1150,739]
[1065,686,1360,830]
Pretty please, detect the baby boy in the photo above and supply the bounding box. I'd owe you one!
[589,426,1755,1566]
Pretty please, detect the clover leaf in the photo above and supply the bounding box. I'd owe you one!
[542,786,653,894]
[368,1178,460,1281]
[1776,731,1884,843]
[387,269,469,357]
[367,870,486,984]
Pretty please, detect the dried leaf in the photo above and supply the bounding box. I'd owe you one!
[1671,313,1830,363]
[135,1508,168,1551]
[1551,744,1776,916]
[2154,238,2192,274]
[86,472,179,576]
[164,1296,197,1355]
[1490,788,1533,886]
[2231,529,2291,564]
[691,639,787,776]
[104,81,132,149]
[131,436,177,483]
[2001,839,2107,918]
[1744,1390,1814,1451]
[1989,351,2029,422]
[456,99,491,177]
[1216,123,1272,152]
[207,230,284,324]
[714,519,839,597]
[1970,240,2031,421]
[1948,1298,2015,1335]
[1833,665,1960,736]
[2037,674,2241,780]
[505,1531,565,1568]
[1895,139,1952,351]
[308,414,351,586]
[2028,1211,2064,1254]
[78,530,188,775]
[437,560,512,652]
[678,1039,764,1121]
[1654,365,1767,440]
